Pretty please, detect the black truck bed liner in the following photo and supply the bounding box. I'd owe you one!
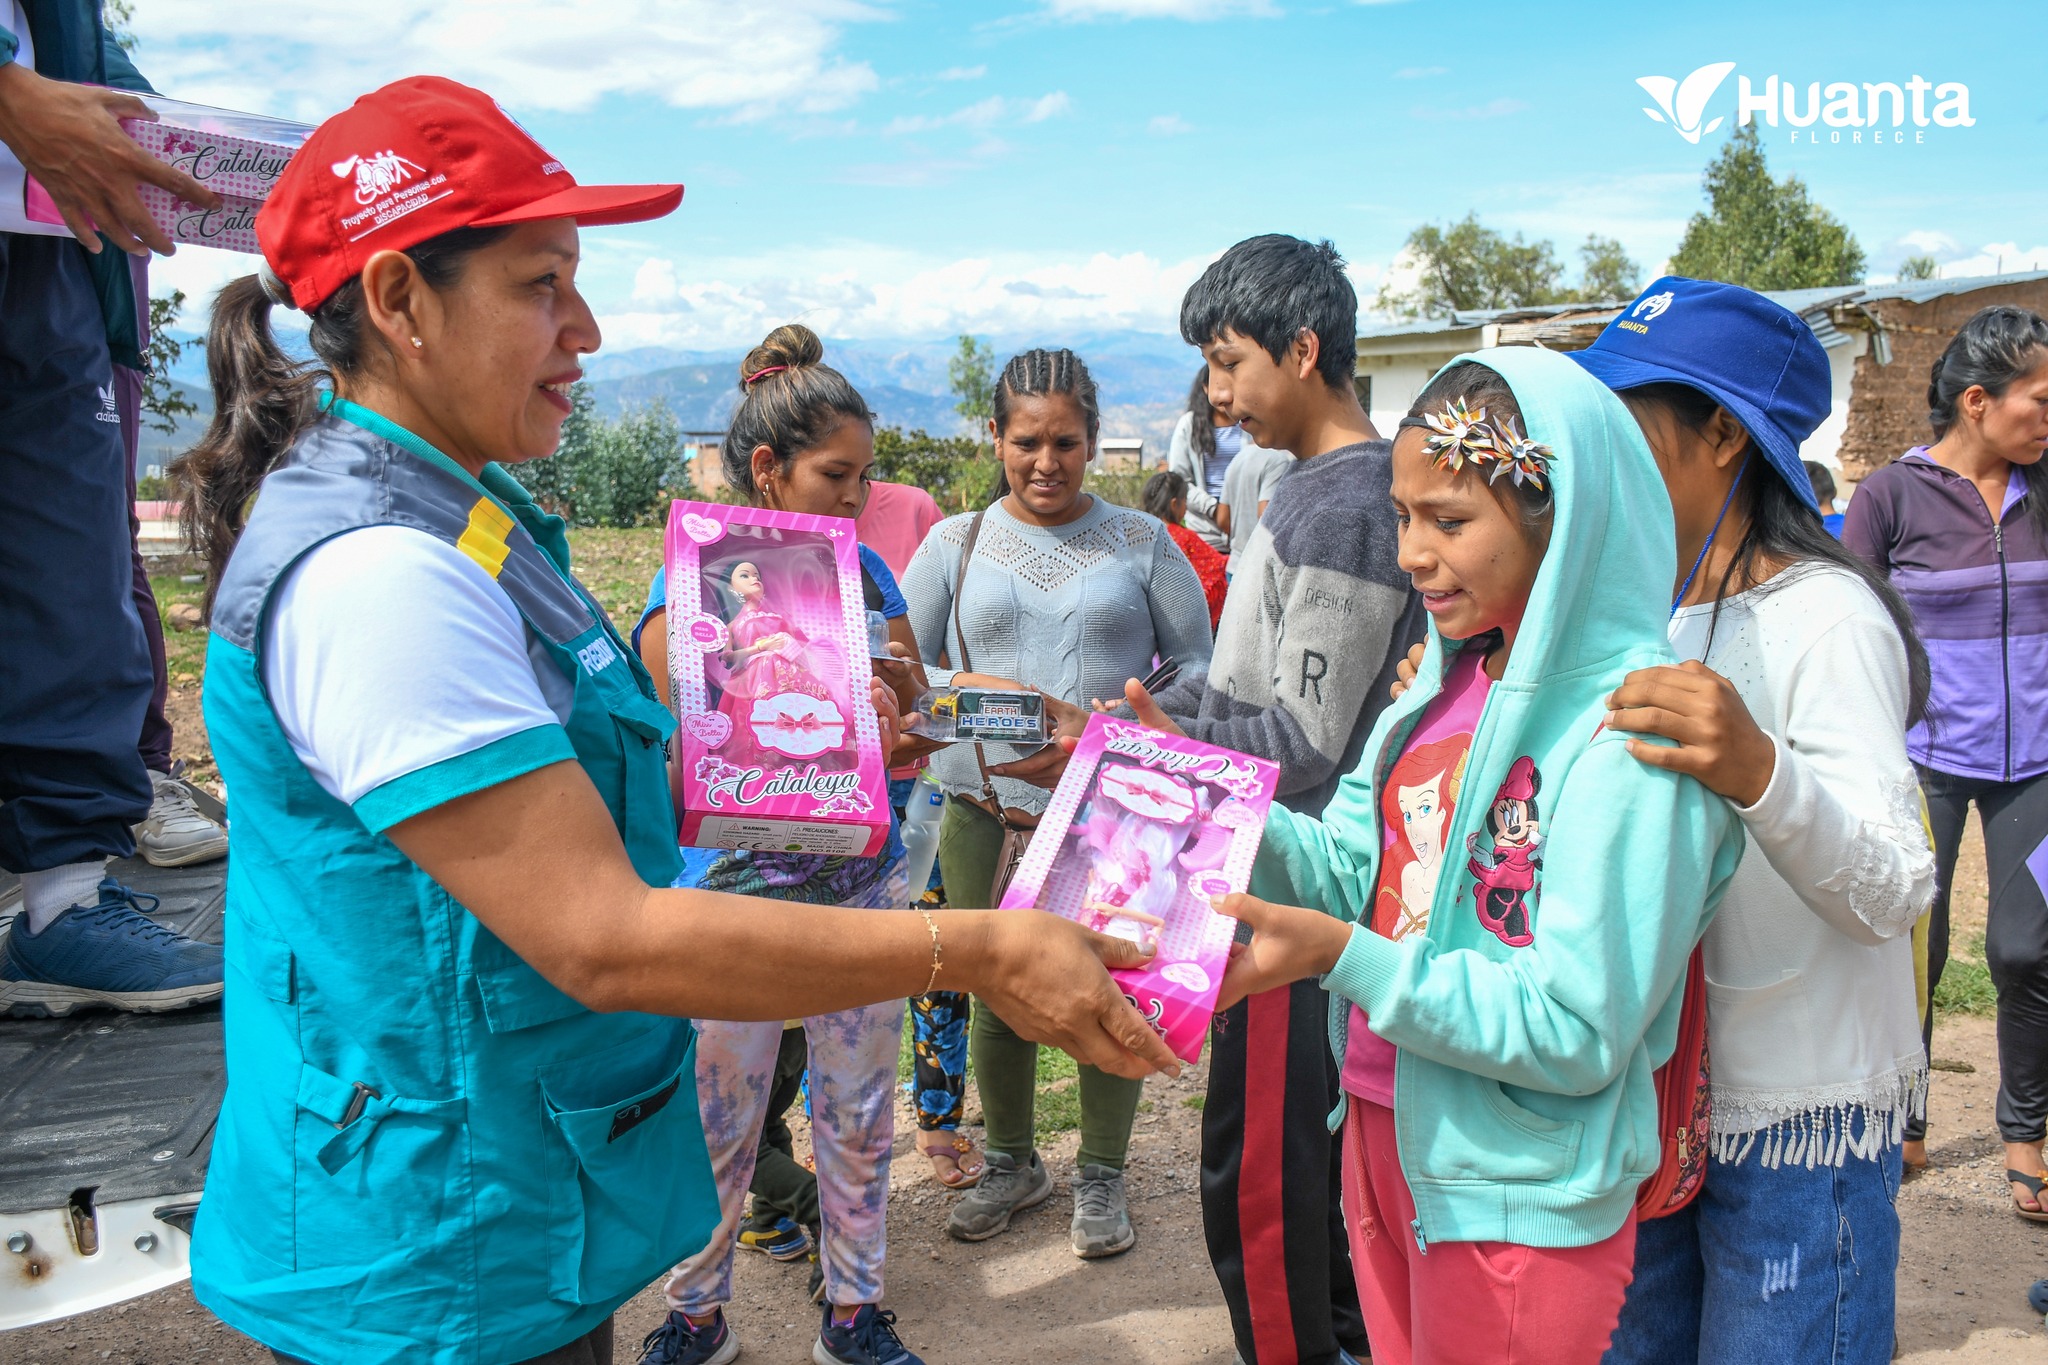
[0,856,225,1217]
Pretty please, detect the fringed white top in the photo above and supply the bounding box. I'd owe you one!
[1669,564,1936,1168]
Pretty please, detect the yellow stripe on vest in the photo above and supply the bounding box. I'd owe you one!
[455,498,516,578]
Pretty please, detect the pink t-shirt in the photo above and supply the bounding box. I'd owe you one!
[1341,648,1492,1106]
[856,481,943,582]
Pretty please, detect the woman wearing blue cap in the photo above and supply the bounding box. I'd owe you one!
[1573,280,1936,1362]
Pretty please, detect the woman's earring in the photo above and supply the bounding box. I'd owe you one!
[410,337,424,349]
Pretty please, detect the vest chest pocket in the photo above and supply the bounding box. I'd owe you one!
[537,1022,719,1305]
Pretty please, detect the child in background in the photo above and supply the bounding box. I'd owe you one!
[632,324,928,1365]
[1142,470,1229,627]
[1804,459,1845,536]
[1195,348,1743,1365]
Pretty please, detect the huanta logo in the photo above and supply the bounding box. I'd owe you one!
[1637,62,1736,143]
[1637,63,1974,145]
[1632,290,1675,321]
[330,150,426,206]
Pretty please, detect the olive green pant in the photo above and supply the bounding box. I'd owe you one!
[937,794,1143,1171]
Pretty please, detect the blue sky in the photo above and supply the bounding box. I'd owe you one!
[138,0,2048,349]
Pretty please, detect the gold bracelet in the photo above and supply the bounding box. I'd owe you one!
[916,907,943,996]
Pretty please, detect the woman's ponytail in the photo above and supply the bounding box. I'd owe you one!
[170,275,323,617]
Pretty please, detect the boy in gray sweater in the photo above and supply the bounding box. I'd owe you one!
[1148,234,1422,1365]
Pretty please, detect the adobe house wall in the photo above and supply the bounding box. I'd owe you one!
[1839,279,2048,482]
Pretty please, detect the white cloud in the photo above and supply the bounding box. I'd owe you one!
[884,92,1070,135]
[1895,229,1959,255]
[1147,114,1193,135]
[1025,91,1073,122]
[128,0,887,122]
[1038,0,1276,18]
[601,244,1222,349]
[935,65,987,81]
[1904,240,2048,282]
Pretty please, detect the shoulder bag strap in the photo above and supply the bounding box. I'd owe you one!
[949,508,1013,816]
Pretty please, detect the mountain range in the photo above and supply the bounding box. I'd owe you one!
[139,328,1205,478]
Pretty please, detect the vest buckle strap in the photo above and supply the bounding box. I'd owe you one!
[336,1081,382,1131]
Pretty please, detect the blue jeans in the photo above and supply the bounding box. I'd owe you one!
[1604,1120,1903,1365]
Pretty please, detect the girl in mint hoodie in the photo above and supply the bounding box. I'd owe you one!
[1206,346,1744,1365]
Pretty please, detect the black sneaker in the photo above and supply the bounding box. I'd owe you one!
[814,1304,922,1365]
[944,1150,1053,1242]
[636,1309,739,1365]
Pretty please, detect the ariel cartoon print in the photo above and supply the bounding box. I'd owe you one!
[1374,735,1470,942]
[706,557,849,768]
[1467,755,1543,947]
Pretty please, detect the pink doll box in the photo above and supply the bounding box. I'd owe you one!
[999,715,1279,1063]
[664,500,890,857]
[25,95,310,254]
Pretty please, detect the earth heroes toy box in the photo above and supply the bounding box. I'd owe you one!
[999,715,1279,1062]
[663,500,890,857]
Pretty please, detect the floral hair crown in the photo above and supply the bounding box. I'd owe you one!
[1398,397,1555,491]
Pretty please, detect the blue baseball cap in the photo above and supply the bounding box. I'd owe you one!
[1567,277,1831,511]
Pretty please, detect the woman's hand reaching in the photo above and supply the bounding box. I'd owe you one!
[960,909,1183,1079]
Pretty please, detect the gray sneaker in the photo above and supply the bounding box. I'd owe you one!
[945,1150,1053,1242]
[1070,1164,1135,1259]
[132,770,227,868]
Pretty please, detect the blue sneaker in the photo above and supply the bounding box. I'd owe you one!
[814,1305,922,1365]
[637,1309,739,1365]
[737,1213,814,1261]
[0,879,222,1018]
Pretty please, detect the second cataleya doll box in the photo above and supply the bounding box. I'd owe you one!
[999,715,1279,1063]
[663,500,890,857]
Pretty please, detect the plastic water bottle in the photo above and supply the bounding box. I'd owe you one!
[900,773,944,907]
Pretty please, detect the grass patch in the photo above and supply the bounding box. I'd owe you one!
[1035,1044,1082,1143]
[566,527,667,631]
[1182,1094,1206,1111]
[148,570,209,683]
[1935,932,1998,1018]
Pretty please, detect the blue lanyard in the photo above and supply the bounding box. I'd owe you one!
[1672,459,1748,617]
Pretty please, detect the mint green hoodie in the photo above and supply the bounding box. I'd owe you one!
[1251,346,1744,1250]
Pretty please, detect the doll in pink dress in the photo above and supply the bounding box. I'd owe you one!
[707,560,846,768]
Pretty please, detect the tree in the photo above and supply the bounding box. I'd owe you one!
[947,334,995,436]
[1897,254,1940,281]
[102,0,137,51]
[1375,214,1565,319]
[1572,235,1641,303]
[1668,125,1865,290]
[871,425,994,514]
[142,290,197,435]
[519,384,692,527]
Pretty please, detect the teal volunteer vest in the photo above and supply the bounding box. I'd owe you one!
[191,400,716,1364]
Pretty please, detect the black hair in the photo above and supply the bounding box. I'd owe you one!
[1927,303,2048,542]
[172,225,512,616]
[1620,382,1931,725]
[1402,361,1554,531]
[1179,234,1357,391]
[1142,470,1188,521]
[1185,366,1216,461]
[1803,459,1837,508]
[991,347,1101,441]
[723,323,874,498]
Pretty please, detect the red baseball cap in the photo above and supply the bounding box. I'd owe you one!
[257,75,683,311]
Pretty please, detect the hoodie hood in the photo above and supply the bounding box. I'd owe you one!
[1421,345,1678,687]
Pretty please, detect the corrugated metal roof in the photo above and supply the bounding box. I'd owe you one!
[1357,272,2047,351]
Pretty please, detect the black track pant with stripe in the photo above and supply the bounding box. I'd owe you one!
[1201,978,1370,1365]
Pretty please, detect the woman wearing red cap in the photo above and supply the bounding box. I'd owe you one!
[168,76,1175,1365]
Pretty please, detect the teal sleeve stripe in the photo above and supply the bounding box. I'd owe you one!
[355,725,577,833]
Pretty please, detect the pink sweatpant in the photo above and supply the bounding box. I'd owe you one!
[1340,1098,1637,1365]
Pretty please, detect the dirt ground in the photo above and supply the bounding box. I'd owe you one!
[7,557,2042,1362]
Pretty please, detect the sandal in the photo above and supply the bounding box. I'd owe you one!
[2005,1169,2048,1223]
[919,1131,985,1188]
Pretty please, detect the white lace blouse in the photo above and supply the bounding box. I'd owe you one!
[1669,565,1935,1167]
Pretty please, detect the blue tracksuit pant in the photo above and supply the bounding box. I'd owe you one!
[0,232,153,872]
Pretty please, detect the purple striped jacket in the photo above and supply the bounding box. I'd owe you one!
[1844,449,2048,782]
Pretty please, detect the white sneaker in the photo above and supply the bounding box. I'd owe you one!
[132,770,228,867]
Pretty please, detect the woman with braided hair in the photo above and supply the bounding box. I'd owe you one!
[900,346,1215,1259]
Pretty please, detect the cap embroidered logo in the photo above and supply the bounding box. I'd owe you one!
[1632,290,1675,322]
